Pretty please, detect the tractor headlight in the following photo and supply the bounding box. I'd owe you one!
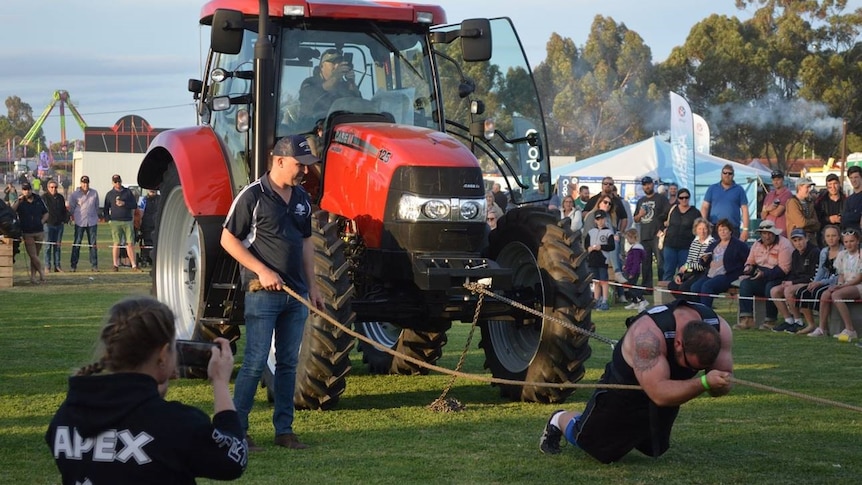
[397,195,484,222]
[423,200,450,219]
[397,195,423,221]
[460,201,481,220]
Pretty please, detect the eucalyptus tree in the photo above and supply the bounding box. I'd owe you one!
[661,0,861,168]
[535,16,656,158]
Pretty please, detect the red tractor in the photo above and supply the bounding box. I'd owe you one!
[138,0,593,409]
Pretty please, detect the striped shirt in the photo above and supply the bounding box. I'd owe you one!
[683,235,714,272]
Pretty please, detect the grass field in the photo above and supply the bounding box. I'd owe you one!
[2,228,861,484]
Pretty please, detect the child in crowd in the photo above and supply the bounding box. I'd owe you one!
[621,228,648,312]
[586,210,616,311]
[770,228,820,333]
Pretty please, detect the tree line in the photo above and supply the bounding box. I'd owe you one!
[3,1,861,173]
[533,0,862,170]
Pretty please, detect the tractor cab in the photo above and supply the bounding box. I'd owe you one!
[200,9,552,206]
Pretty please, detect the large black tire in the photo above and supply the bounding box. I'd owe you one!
[153,164,240,345]
[293,210,356,409]
[355,323,447,375]
[479,207,593,403]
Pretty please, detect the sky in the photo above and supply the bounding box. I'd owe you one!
[0,0,857,146]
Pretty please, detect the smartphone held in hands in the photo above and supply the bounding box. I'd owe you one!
[176,339,217,373]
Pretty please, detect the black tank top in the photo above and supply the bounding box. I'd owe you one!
[608,300,721,386]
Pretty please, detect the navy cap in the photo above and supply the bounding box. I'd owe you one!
[594,209,607,219]
[790,228,806,239]
[771,170,784,179]
[272,135,319,165]
[641,176,654,184]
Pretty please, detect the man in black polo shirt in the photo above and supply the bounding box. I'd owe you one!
[221,134,324,451]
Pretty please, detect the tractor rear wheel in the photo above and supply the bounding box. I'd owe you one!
[479,207,593,403]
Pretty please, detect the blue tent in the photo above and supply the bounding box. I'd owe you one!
[552,136,770,221]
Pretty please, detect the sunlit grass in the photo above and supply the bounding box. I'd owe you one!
[2,242,862,483]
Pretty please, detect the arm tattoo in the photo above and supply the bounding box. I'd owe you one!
[632,331,662,372]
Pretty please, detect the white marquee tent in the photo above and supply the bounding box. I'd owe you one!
[551,136,771,221]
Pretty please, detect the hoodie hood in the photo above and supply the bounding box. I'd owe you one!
[63,372,161,438]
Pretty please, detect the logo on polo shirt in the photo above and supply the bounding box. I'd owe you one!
[294,202,309,217]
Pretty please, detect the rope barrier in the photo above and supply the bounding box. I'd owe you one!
[1,236,154,250]
[3,236,859,304]
[606,279,862,304]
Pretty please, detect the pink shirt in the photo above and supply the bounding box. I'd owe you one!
[763,187,793,235]
[745,236,793,274]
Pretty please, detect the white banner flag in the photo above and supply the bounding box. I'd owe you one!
[670,92,695,192]
[693,113,710,155]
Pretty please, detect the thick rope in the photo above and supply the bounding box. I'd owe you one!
[248,279,640,391]
[249,280,862,413]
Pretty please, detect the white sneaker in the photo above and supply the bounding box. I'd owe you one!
[808,327,825,337]
[624,302,639,310]
[834,329,859,341]
[637,300,649,312]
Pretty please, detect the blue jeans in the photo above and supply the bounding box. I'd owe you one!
[71,225,98,270]
[662,247,689,281]
[690,274,737,308]
[234,290,308,435]
[738,277,780,319]
[44,223,65,269]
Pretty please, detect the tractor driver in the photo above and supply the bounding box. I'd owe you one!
[298,49,362,124]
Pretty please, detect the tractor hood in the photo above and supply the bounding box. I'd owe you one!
[320,122,486,248]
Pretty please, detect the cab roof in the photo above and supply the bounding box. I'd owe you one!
[200,0,447,25]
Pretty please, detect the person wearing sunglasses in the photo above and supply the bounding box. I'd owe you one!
[700,164,750,241]
[735,220,794,330]
[299,48,362,124]
[661,188,700,281]
[584,178,628,289]
[539,299,733,463]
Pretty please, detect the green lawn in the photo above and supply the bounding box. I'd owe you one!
[2,232,861,484]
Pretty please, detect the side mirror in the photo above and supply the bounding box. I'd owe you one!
[211,9,244,55]
[460,18,492,62]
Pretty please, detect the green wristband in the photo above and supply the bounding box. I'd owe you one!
[701,374,710,391]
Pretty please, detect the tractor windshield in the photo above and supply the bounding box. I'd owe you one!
[276,23,437,137]
[432,18,552,205]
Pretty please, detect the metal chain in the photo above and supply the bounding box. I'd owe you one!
[428,291,485,412]
[462,281,619,347]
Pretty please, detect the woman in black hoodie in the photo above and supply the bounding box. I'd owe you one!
[46,297,247,484]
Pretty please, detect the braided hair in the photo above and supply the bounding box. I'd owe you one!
[76,297,175,376]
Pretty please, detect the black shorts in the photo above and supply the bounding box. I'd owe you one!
[574,386,680,463]
[795,284,831,311]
